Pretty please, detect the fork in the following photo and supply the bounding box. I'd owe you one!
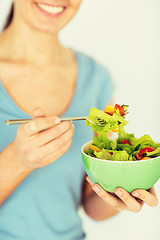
[4,117,106,126]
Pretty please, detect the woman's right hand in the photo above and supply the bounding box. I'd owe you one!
[11,107,74,172]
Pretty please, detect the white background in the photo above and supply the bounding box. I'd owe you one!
[0,0,160,239]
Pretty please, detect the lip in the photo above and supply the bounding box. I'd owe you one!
[35,1,66,8]
[35,2,66,18]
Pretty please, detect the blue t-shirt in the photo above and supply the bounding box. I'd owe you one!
[0,51,114,240]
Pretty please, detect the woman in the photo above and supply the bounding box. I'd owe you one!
[0,1,158,239]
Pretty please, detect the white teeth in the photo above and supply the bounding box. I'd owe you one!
[37,3,64,14]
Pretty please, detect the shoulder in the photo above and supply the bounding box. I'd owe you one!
[75,51,108,72]
[75,51,112,84]
[75,51,115,108]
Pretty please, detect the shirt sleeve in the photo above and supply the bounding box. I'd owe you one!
[96,63,116,110]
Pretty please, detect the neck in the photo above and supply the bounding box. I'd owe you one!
[1,11,65,66]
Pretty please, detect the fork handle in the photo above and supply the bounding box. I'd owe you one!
[5,117,87,125]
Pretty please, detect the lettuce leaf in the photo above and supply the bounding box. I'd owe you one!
[117,143,134,155]
[118,128,135,145]
[111,151,129,161]
[146,147,160,157]
[133,135,160,150]
[93,134,117,150]
[87,108,128,134]
[93,134,112,149]
[84,149,96,158]
[110,139,117,150]
[94,149,112,160]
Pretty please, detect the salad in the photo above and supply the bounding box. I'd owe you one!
[85,104,160,161]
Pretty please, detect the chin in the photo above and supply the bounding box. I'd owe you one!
[15,0,81,34]
[26,1,75,34]
[30,21,63,34]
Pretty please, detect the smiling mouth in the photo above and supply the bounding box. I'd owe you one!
[36,2,66,15]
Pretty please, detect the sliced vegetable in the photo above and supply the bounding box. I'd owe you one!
[146,147,160,157]
[122,139,131,145]
[139,147,155,155]
[105,106,115,116]
[109,152,113,155]
[94,149,112,160]
[112,151,129,161]
[112,128,119,132]
[115,104,125,116]
[90,144,101,152]
[141,157,152,160]
[121,105,129,112]
[110,139,117,150]
[136,153,143,160]
[105,112,113,116]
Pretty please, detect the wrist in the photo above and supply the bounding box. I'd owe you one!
[0,142,33,177]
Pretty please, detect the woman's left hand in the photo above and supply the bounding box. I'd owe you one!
[86,176,158,213]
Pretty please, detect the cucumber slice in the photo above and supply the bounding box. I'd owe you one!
[122,105,129,112]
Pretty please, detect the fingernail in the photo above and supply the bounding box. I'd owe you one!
[86,177,90,183]
[133,192,140,197]
[115,190,123,197]
[54,118,61,124]
[72,124,75,129]
[92,185,100,193]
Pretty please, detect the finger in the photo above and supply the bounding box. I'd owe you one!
[24,116,61,136]
[41,138,73,166]
[86,176,94,186]
[39,124,74,156]
[32,121,72,147]
[148,186,157,196]
[132,187,158,207]
[92,184,126,211]
[32,107,46,118]
[135,198,144,205]
[86,177,119,199]
[114,188,142,213]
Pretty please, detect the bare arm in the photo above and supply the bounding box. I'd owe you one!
[0,143,32,205]
[0,108,74,205]
[82,175,119,221]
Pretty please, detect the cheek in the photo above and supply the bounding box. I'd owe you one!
[14,0,34,19]
[14,0,33,10]
[70,0,82,10]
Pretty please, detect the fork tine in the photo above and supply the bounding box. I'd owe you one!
[86,118,97,126]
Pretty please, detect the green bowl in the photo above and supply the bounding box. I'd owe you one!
[81,141,160,193]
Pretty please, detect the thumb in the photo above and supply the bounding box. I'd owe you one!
[32,107,46,119]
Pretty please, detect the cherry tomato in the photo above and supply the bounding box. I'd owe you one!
[139,147,155,155]
[122,139,131,145]
[115,104,125,116]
